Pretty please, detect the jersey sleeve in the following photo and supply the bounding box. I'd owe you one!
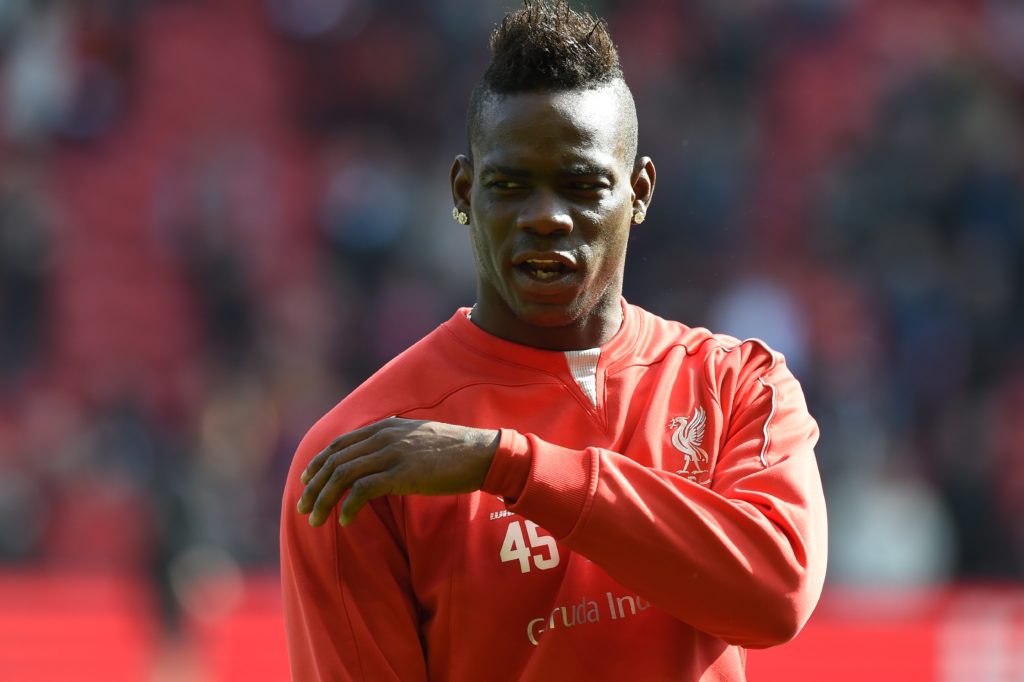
[280,422,429,682]
[482,340,827,648]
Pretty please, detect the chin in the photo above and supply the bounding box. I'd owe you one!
[512,298,586,328]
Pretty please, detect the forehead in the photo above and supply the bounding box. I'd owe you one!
[474,87,629,170]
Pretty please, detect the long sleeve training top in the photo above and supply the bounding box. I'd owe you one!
[281,301,827,681]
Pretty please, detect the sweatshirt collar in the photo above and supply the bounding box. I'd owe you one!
[443,298,641,374]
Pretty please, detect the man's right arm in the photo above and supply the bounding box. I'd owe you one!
[280,425,428,682]
[481,341,827,648]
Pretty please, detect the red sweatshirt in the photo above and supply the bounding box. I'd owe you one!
[280,302,827,681]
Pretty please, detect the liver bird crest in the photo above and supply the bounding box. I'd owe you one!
[669,406,709,475]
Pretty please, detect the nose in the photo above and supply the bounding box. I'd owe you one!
[515,190,573,236]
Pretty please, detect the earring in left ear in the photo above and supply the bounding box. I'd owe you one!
[452,207,469,225]
[632,209,646,225]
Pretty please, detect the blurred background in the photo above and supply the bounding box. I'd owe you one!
[1,0,1023,679]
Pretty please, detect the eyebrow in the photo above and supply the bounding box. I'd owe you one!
[480,163,614,178]
[563,163,613,177]
[480,165,531,178]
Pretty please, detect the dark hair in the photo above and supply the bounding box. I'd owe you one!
[484,0,622,92]
[466,0,637,161]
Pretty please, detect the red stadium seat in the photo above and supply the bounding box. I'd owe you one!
[0,572,156,681]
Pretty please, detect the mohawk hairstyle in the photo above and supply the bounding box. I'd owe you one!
[483,0,623,92]
[466,0,637,162]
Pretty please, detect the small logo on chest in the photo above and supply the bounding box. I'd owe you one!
[489,509,515,522]
[668,406,709,478]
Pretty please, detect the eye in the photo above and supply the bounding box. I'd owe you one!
[567,181,610,194]
[486,179,526,190]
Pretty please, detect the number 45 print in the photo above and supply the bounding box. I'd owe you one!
[500,520,561,573]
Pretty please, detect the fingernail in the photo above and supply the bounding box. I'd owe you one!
[338,514,350,527]
[308,514,318,526]
[301,472,309,484]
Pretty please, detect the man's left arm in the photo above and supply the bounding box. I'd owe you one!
[486,345,827,648]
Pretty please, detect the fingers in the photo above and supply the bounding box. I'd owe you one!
[300,420,388,484]
[339,473,389,526]
[298,431,391,525]
[309,453,389,526]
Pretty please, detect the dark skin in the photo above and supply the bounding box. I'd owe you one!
[298,85,656,527]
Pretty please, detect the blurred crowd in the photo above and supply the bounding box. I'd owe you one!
[1,0,1023,638]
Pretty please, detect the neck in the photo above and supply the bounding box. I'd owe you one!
[469,294,624,351]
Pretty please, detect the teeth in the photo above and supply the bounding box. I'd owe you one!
[520,257,570,280]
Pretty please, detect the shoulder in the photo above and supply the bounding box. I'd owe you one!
[298,309,525,455]
[627,303,781,370]
[308,323,461,442]
[625,304,798,409]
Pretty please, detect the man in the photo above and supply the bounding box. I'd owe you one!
[281,2,827,680]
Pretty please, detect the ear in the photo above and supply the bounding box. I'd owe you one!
[450,154,473,221]
[629,156,656,221]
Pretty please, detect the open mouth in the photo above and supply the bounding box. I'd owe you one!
[516,258,573,281]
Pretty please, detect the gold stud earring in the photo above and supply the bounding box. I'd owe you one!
[632,209,646,225]
[452,207,469,225]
